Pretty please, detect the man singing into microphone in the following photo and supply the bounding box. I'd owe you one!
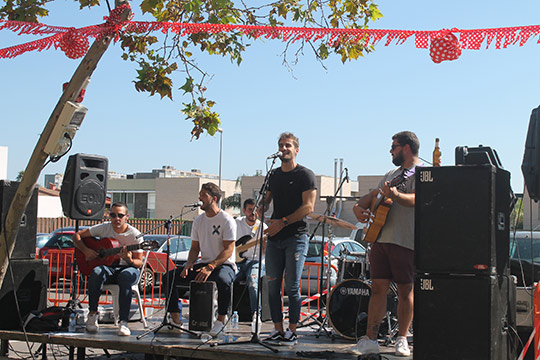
[164,183,237,337]
[261,132,317,345]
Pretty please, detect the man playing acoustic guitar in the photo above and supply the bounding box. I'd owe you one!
[73,202,143,337]
[350,131,420,357]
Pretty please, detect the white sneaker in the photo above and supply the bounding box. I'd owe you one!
[395,336,411,356]
[86,313,99,333]
[208,320,225,337]
[118,321,131,336]
[347,336,379,355]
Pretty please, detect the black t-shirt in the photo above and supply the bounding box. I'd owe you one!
[268,164,317,240]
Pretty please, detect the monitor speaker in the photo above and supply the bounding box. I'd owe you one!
[415,165,511,275]
[414,274,515,360]
[0,259,48,330]
[0,180,38,260]
[232,275,271,322]
[60,153,108,220]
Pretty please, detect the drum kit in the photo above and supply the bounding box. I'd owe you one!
[306,213,399,342]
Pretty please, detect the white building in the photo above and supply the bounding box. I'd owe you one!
[0,146,7,180]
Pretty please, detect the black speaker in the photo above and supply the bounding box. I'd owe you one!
[522,105,540,201]
[60,154,108,220]
[0,180,38,260]
[415,165,511,275]
[232,276,271,322]
[414,274,515,360]
[189,281,217,331]
[0,259,48,330]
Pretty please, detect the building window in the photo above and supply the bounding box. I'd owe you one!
[110,192,155,219]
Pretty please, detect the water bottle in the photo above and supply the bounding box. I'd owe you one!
[178,300,183,322]
[231,311,239,329]
[200,333,213,343]
[68,313,76,332]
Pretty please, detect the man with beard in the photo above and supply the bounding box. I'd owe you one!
[165,182,237,337]
[349,131,420,357]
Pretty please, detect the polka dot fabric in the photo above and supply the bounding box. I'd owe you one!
[429,30,461,63]
[59,29,89,59]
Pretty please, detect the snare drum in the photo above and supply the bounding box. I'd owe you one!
[327,279,397,340]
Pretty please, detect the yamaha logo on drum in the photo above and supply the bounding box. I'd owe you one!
[340,286,370,296]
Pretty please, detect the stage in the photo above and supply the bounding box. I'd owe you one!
[0,312,413,360]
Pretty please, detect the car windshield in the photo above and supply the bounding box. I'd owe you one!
[44,233,74,249]
[510,234,540,263]
[162,236,192,253]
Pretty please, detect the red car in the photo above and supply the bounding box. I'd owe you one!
[38,231,77,281]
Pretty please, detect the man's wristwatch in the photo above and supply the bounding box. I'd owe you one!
[282,217,289,226]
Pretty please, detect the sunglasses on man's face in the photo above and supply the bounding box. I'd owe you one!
[109,213,126,219]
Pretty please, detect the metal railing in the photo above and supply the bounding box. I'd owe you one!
[43,250,337,322]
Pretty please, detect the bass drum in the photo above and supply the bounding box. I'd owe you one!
[327,279,398,340]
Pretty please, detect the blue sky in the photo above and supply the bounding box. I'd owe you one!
[1,0,540,193]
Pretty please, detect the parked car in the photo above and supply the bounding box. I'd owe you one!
[510,231,540,286]
[35,232,52,258]
[138,234,193,293]
[50,226,89,235]
[36,233,51,249]
[38,230,77,281]
[302,237,366,294]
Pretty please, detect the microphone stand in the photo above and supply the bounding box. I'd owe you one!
[216,156,279,353]
[137,208,199,340]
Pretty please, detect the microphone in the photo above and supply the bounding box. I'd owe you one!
[344,168,349,183]
[184,201,203,208]
[267,151,283,159]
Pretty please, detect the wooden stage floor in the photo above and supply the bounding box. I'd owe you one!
[0,311,413,360]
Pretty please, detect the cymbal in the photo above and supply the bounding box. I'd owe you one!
[308,213,357,230]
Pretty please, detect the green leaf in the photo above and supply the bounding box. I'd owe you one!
[180,78,194,94]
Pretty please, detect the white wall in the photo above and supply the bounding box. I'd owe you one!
[38,195,64,218]
[0,146,7,180]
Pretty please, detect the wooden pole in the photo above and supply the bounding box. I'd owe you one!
[0,2,132,288]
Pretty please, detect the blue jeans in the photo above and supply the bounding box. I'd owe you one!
[166,263,235,316]
[88,265,139,322]
[265,234,309,325]
[234,260,265,316]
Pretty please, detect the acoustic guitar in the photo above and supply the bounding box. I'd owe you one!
[76,237,158,275]
[361,168,415,244]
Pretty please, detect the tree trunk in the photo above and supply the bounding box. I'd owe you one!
[0,3,131,289]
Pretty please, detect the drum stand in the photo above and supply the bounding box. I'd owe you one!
[298,171,349,338]
[314,229,336,338]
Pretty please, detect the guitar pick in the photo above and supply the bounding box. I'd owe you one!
[430,30,462,63]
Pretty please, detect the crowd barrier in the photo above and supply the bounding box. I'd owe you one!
[43,250,337,322]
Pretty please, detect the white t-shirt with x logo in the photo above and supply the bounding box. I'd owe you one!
[192,210,237,270]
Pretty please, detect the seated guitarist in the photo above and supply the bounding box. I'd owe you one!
[73,201,143,337]
[349,131,420,357]
[234,198,268,328]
